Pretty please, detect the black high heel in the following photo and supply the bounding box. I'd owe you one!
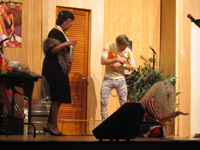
[43,127,50,135]
[49,128,66,136]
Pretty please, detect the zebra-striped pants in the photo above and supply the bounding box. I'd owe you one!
[100,77,127,120]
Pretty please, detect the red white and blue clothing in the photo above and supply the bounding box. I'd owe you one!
[140,98,166,137]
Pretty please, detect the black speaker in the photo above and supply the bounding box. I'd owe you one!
[92,103,144,141]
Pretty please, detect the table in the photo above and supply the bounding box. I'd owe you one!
[0,73,43,137]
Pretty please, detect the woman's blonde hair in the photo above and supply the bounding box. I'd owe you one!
[0,2,11,14]
[140,81,176,115]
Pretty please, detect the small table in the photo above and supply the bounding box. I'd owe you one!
[0,73,43,137]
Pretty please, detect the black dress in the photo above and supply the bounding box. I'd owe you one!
[42,28,71,104]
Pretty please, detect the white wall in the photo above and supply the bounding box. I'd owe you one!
[191,22,200,135]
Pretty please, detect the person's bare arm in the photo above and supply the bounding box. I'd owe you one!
[123,64,136,71]
[160,111,189,122]
[51,39,76,54]
[101,56,127,65]
[10,14,15,37]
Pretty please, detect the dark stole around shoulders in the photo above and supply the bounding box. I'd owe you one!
[47,28,70,52]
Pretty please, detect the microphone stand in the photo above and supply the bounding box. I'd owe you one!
[149,46,156,69]
[0,36,12,54]
[153,52,155,69]
[187,14,200,28]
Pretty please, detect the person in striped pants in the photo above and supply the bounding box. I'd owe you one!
[100,34,136,120]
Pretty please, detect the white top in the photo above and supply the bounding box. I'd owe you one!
[101,43,136,79]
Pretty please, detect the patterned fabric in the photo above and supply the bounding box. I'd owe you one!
[100,77,127,120]
[142,98,163,122]
[140,120,166,137]
[140,98,166,137]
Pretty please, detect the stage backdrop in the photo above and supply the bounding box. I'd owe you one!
[190,22,200,135]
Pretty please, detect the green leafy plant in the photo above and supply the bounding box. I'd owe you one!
[126,58,178,103]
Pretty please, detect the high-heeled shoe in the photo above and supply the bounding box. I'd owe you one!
[43,127,50,135]
[49,128,66,136]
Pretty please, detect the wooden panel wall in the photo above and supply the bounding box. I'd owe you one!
[104,0,161,116]
[160,0,176,136]
[3,0,42,75]
[104,0,161,66]
[3,0,197,136]
[162,0,200,136]
[160,0,176,78]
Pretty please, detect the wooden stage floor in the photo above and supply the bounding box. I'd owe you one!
[1,135,200,149]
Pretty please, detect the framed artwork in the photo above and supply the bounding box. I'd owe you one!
[0,0,22,47]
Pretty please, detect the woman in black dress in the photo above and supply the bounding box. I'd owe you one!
[42,11,77,136]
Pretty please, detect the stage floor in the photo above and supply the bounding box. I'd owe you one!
[1,134,200,150]
[0,134,199,142]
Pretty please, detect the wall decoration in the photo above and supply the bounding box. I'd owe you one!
[0,0,22,47]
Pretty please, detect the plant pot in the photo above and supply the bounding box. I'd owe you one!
[161,121,174,136]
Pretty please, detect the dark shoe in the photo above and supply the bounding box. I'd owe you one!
[50,128,66,136]
[43,127,50,135]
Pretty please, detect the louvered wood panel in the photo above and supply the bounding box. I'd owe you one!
[56,7,89,135]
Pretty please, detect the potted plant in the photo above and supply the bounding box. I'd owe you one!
[126,58,178,103]
[126,58,178,135]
